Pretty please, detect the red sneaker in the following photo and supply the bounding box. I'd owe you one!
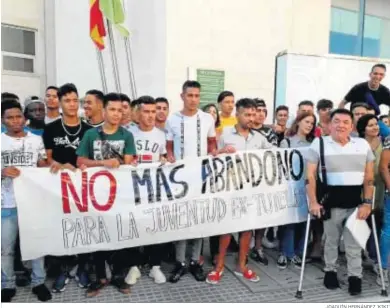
[234,268,260,282]
[206,270,223,284]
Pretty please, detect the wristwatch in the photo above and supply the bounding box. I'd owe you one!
[362,198,373,205]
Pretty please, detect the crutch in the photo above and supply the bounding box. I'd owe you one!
[295,209,312,299]
[370,187,388,297]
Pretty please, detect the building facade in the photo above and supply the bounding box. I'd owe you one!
[1,0,389,112]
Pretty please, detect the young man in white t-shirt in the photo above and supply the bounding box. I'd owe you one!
[1,100,52,302]
[125,96,167,285]
[165,80,217,283]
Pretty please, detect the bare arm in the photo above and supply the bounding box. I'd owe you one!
[207,137,217,155]
[338,99,347,109]
[363,161,375,200]
[123,155,135,165]
[77,156,104,168]
[306,162,318,205]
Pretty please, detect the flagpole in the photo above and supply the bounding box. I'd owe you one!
[124,37,137,100]
[106,19,122,93]
[96,49,108,93]
[121,0,137,100]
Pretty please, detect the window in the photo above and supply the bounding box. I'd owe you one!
[329,0,390,59]
[1,24,36,73]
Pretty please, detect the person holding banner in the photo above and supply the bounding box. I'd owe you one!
[126,95,167,285]
[43,83,93,293]
[206,98,272,284]
[1,100,52,302]
[339,64,390,115]
[277,112,317,269]
[166,80,217,283]
[306,109,374,296]
[76,92,137,297]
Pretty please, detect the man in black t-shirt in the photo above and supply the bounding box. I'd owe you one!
[42,83,92,293]
[339,64,390,115]
[251,99,278,146]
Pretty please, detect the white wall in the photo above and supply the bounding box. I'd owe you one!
[1,0,46,102]
[164,0,331,118]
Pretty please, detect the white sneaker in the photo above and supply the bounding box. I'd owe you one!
[125,266,141,285]
[149,266,166,284]
[376,269,389,287]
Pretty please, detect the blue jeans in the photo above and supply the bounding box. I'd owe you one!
[1,213,46,289]
[380,196,390,269]
[279,222,306,258]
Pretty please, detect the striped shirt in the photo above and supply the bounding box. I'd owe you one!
[306,136,374,186]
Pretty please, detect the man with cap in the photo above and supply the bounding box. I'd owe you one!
[24,96,46,136]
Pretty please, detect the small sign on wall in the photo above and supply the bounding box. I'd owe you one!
[188,67,225,108]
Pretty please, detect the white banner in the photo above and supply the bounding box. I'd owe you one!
[14,149,309,260]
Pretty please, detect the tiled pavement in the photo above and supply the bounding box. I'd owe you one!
[12,241,390,303]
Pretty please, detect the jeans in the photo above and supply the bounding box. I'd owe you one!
[1,214,46,289]
[279,222,306,258]
[380,196,390,269]
[366,209,383,263]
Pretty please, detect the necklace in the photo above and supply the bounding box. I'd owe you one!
[61,118,82,136]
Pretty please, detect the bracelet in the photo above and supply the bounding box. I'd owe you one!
[362,198,373,205]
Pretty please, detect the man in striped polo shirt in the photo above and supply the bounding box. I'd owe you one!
[306,109,374,296]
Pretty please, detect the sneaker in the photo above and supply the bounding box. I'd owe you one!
[1,288,16,302]
[111,277,131,294]
[75,270,90,288]
[262,237,278,249]
[86,280,108,298]
[250,248,268,265]
[348,276,362,296]
[169,262,187,283]
[376,269,389,287]
[206,270,223,284]
[234,268,260,282]
[291,255,303,268]
[277,254,288,269]
[189,260,206,282]
[324,271,340,290]
[52,272,70,293]
[32,284,52,302]
[124,266,141,285]
[149,266,166,284]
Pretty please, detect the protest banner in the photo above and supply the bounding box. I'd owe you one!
[14,149,309,261]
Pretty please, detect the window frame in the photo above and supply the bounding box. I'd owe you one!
[1,23,37,75]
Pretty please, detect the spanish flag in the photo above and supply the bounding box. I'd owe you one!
[90,0,106,50]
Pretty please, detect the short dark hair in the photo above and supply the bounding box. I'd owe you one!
[182,80,201,93]
[379,115,389,121]
[137,95,155,107]
[298,100,314,108]
[119,93,131,105]
[357,114,378,138]
[58,83,78,101]
[235,98,256,110]
[371,63,386,72]
[46,86,58,92]
[1,100,22,117]
[103,92,122,108]
[276,105,289,114]
[131,99,139,109]
[155,97,169,106]
[202,103,220,128]
[217,91,234,103]
[254,98,266,108]
[86,89,104,102]
[2,92,20,102]
[351,102,369,112]
[316,99,333,111]
[330,108,353,121]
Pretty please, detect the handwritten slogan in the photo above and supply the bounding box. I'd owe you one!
[14,149,308,260]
